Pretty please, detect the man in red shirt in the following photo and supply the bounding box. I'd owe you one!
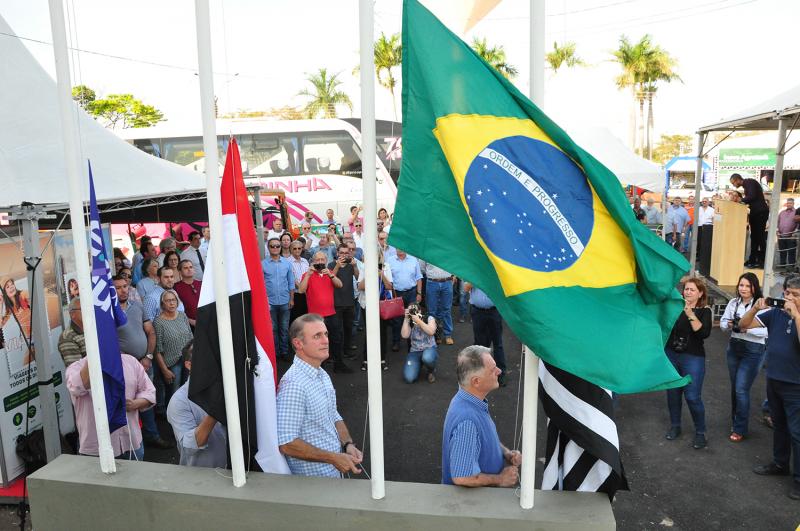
[173,260,201,329]
[298,252,351,373]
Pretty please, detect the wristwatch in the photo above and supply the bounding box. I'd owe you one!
[145,353,154,360]
[342,441,354,452]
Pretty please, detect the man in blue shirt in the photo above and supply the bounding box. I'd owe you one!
[262,238,295,360]
[665,197,690,251]
[740,274,800,500]
[465,282,507,387]
[387,250,423,351]
[143,267,185,322]
[442,345,521,487]
[277,314,363,477]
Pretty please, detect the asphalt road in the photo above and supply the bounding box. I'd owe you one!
[13,314,800,530]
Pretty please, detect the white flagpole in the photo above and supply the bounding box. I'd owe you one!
[47,0,116,474]
[194,0,247,487]
[519,0,546,510]
[359,0,386,500]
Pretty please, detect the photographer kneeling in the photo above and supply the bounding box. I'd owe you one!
[400,303,438,384]
[738,274,800,501]
[664,278,712,449]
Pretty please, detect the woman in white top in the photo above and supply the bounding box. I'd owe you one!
[719,272,768,442]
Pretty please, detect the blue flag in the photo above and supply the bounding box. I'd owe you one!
[88,161,127,433]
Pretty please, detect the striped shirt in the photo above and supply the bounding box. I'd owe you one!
[287,256,310,289]
[57,323,85,367]
[276,356,343,477]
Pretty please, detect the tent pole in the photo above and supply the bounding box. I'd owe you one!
[689,132,706,273]
[194,0,247,488]
[359,0,386,501]
[762,118,788,296]
[520,0,545,511]
[47,0,116,474]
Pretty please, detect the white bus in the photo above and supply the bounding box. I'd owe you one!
[118,118,402,225]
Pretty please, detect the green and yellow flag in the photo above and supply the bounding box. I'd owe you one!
[389,0,690,393]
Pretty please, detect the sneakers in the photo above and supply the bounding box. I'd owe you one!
[790,483,800,501]
[427,371,436,383]
[665,426,681,440]
[753,463,790,476]
[692,433,707,449]
[381,360,388,372]
[445,337,454,345]
[360,362,367,372]
[458,318,466,323]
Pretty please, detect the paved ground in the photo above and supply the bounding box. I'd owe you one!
[11,313,800,530]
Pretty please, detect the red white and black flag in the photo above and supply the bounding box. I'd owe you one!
[189,138,289,474]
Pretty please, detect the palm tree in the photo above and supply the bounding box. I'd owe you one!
[545,41,585,73]
[298,68,352,119]
[612,35,680,158]
[471,37,518,79]
[374,33,402,121]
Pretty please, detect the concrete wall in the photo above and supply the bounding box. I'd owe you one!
[28,455,615,530]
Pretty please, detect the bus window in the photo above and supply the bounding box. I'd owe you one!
[163,137,207,166]
[240,134,298,177]
[301,131,362,177]
[134,139,162,158]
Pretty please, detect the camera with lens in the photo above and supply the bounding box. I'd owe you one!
[731,316,741,334]
[313,263,325,272]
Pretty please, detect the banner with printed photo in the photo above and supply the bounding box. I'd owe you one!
[0,235,74,485]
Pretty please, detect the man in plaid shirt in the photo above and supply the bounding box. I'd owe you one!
[276,314,363,477]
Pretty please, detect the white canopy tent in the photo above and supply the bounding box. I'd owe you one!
[567,126,664,192]
[0,14,204,211]
[691,84,800,293]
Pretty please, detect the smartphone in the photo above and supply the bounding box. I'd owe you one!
[765,297,786,308]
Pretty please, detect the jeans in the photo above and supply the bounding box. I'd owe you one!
[156,361,183,413]
[141,365,160,440]
[353,298,362,332]
[403,347,438,383]
[392,289,418,344]
[118,445,145,461]
[426,280,454,337]
[324,314,343,364]
[270,303,291,359]
[726,338,766,435]
[681,225,692,253]
[766,378,800,483]
[471,305,506,373]
[665,348,706,433]
[334,305,355,352]
[458,280,469,320]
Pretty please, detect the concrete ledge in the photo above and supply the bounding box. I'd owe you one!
[28,455,615,530]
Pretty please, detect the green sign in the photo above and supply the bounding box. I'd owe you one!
[719,148,775,167]
[3,371,62,412]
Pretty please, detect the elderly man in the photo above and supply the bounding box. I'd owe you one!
[113,274,173,450]
[631,196,645,220]
[167,341,227,468]
[277,314,363,476]
[731,173,769,268]
[262,237,295,360]
[157,237,177,267]
[180,231,205,281]
[58,298,86,367]
[298,252,350,373]
[643,198,662,225]
[665,197,690,251]
[66,350,156,461]
[465,283,507,386]
[300,222,320,249]
[442,345,522,486]
[267,217,285,242]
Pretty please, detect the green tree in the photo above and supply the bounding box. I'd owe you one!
[545,41,585,73]
[298,68,353,119]
[611,35,680,159]
[652,134,693,164]
[71,85,164,128]
[471,37,518,79]
[71,84,96,108]
[374,33,402,121]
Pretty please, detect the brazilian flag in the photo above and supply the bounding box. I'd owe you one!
[389,0,690,393]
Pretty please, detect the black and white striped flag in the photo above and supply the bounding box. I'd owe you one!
[539,360,628,498]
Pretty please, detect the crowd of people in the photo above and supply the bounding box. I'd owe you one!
[57,209,516,487]
[665,274,800,501]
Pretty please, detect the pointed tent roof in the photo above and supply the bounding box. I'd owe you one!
[0,14,204,211]
[698,84,800,132]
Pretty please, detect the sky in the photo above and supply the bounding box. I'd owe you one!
[2,0,799,148]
